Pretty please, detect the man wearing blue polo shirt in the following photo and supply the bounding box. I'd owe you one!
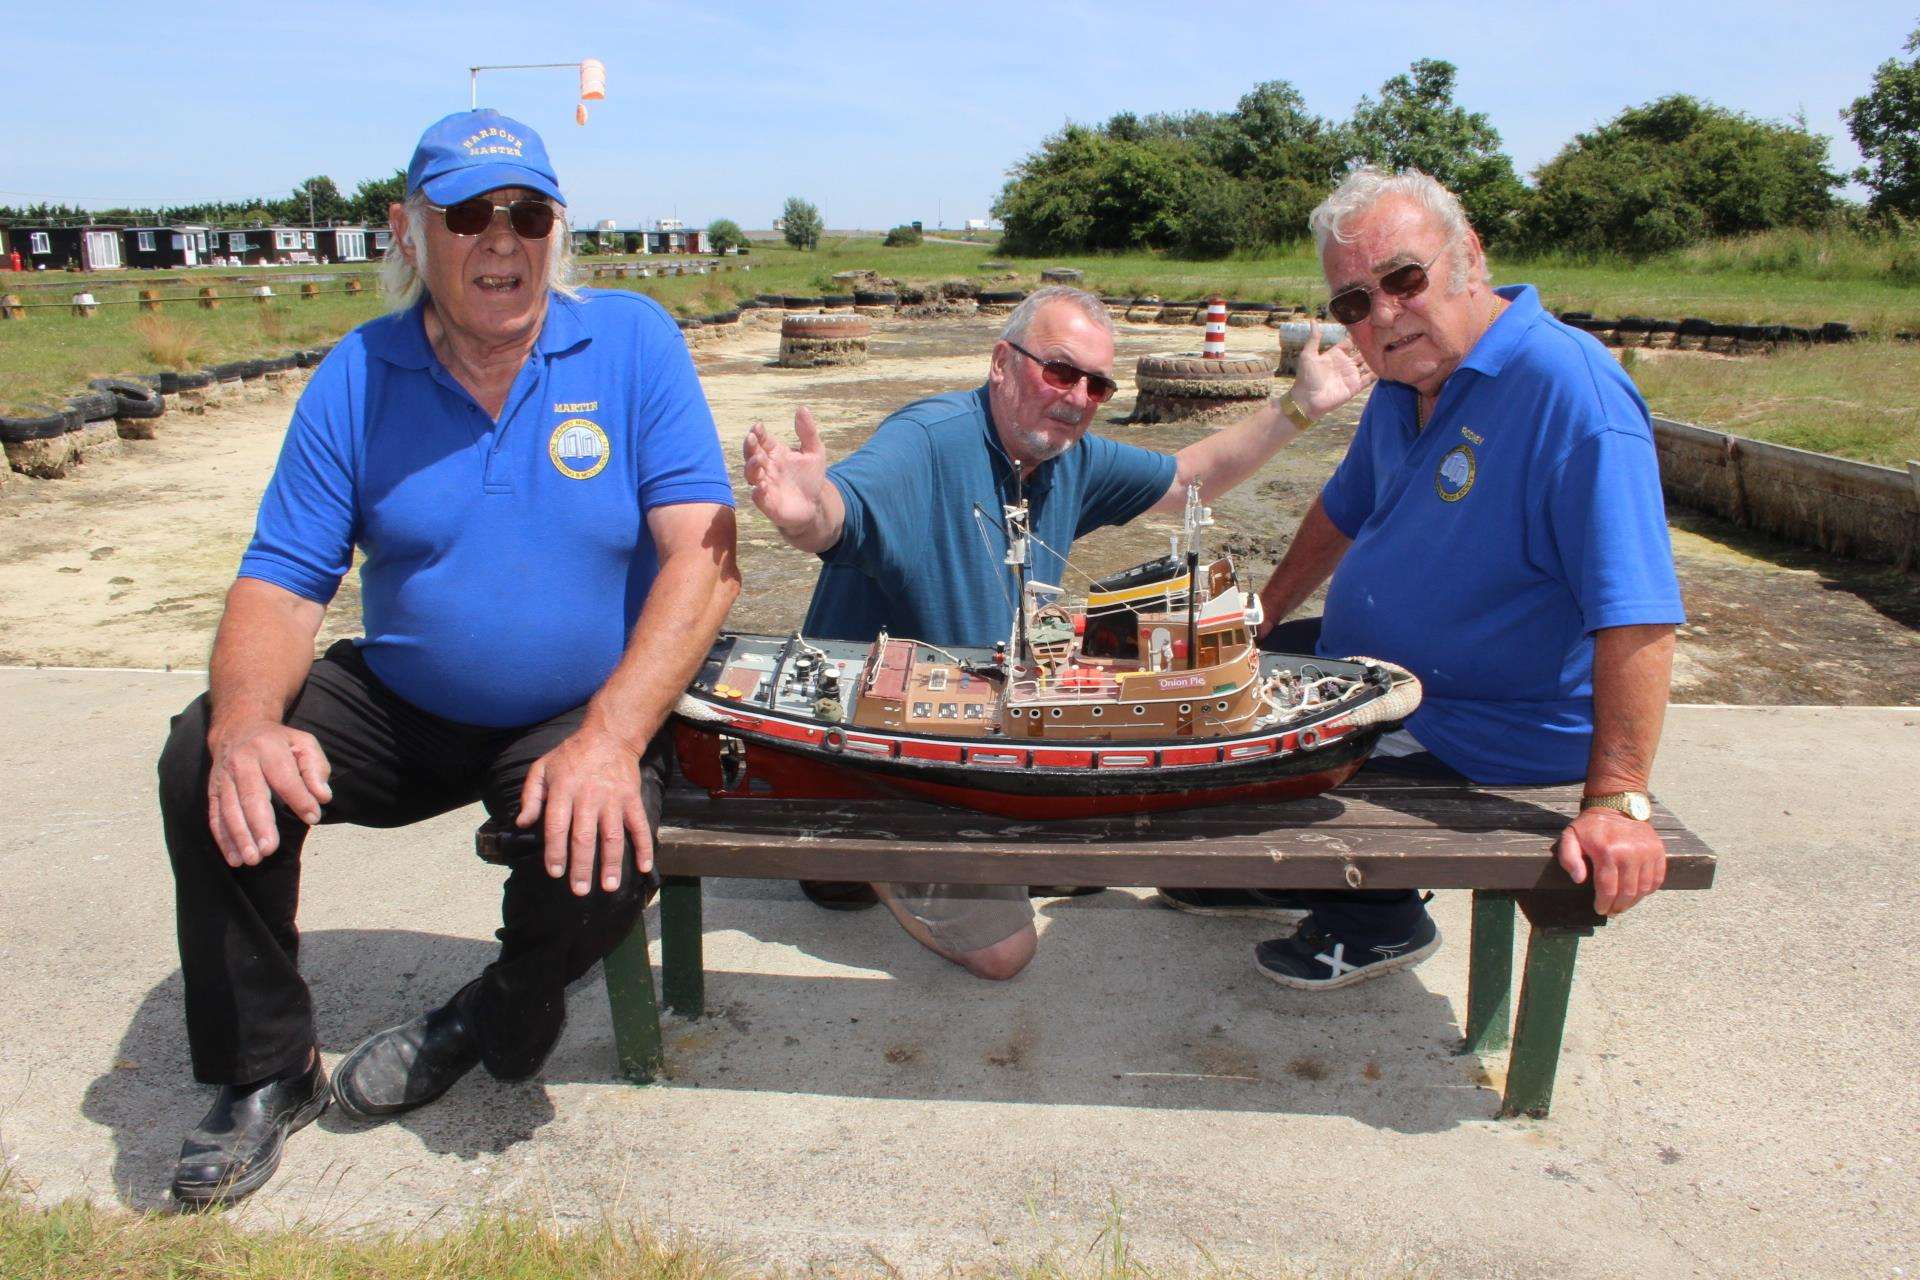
[1215,167,1684,990]
[156,109,738,1207]
[743,286,1372,982]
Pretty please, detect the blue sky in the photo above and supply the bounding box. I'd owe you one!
[8,1,1910,228]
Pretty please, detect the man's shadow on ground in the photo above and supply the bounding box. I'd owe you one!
[82,930,564,1212]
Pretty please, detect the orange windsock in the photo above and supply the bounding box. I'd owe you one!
[579,58,606,100]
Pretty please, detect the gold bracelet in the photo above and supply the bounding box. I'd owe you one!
[1278,391,1314,431]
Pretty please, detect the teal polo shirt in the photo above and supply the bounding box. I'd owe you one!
[238,288,734,727]
[802,386,1176,647]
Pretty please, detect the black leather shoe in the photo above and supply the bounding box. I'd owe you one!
[171,1053,328,1208]
[799,879,880,910]
[332,982,483,1121]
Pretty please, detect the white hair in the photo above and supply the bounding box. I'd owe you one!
[379,191,580,311]
[1000,285,1113,346]
[1308,167,1488,292]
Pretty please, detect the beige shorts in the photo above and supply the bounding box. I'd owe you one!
[884,881,1034,955]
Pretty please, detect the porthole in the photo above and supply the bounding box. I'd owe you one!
[1091,707,1103,717]
[1178,703,1191,715]
[1216,700,1229,711]
[1132,705,1146,716]
[1009,707,1023,718]
[1049,707,1063,718]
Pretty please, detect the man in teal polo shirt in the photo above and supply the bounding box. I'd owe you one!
[744,286,1372,981]
[156,109,738,1207]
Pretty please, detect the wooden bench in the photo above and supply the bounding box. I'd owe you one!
[475,767,1715,1118]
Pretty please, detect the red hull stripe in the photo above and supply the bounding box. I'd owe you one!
[1029,748,1095,768]
[1160,745,1221,766]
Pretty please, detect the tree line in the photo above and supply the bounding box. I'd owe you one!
[993,32,1920,260]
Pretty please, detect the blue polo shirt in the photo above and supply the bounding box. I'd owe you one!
[1317,285,1684,784]
[803,386,1176,647]
[238,288,734,728]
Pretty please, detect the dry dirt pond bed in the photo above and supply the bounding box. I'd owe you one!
[2,314,1915,706]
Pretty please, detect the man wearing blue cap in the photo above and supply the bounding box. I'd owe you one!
[156,109,739,1207]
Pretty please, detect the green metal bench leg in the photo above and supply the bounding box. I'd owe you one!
[601,909,664,1083]
[1499,927,1582,1118]
[1461,890,1515,1054]
[660,875,705,1019]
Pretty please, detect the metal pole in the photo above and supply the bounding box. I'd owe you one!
[468,61,590,109]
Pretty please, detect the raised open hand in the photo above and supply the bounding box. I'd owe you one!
[1291,319,1377,420]
[743,407,829,535]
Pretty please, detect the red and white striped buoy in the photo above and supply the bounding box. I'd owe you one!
[1203,298,1227,358]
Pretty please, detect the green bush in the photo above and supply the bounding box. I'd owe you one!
[1519,95,1841,257]
[706,218,750,253]
[883,224,923,247]
[781,197,823,251]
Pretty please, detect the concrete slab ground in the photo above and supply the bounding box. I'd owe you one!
[0,668,1913,1277]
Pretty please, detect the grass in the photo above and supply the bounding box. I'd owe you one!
[1,260,377,297]
[6,231,1916,451]
[1625,340,1920,467]
[0,291,381,411]
[598,233,1920,331]
[0,1187,1314,1279]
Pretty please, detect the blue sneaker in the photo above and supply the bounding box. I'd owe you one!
[1254,912,1440,990]
[1154,887,1312,924]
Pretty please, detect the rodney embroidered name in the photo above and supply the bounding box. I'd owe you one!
[553,400,599,413]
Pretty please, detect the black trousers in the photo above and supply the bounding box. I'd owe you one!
[1255,617,1430,943]
[158,640,665,1086]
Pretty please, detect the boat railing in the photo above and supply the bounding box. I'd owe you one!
[1006,673,1122,704]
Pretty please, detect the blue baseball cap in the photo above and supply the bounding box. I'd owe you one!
[406,109,565,207]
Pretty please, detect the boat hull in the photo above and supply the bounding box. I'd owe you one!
[673,717,1377,819]
[671,633,1411,819]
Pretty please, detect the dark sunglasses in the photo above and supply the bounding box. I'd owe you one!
[1004,339,1118,403]
[429,196,558,240]
[1327,251,1443,326]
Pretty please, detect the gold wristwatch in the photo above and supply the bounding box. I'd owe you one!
[1580,790,1652,821]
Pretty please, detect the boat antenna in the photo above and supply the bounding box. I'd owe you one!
[1002,476,1031,671]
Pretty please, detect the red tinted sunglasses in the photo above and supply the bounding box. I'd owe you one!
[1327,251,1443,326]
[428,196,558,240]
[1005,339,1118,403]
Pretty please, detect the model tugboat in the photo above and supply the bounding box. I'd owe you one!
[674,486,1421,818]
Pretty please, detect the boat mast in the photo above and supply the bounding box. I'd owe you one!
[1180,483,1212,670]
[1003,484,1031,674]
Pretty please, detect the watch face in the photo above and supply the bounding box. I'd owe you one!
[1625,792,1652,821]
